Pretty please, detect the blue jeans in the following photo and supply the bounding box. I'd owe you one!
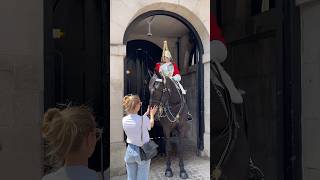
[124,143,151,180]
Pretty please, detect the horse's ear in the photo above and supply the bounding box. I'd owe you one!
[154,69,162,78]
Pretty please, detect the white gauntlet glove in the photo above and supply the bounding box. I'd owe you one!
[172,74,181,82]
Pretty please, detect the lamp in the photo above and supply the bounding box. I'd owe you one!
[146,16,155,36]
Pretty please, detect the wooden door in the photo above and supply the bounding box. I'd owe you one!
[215,0,284,179]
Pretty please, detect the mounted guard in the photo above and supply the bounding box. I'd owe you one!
[154,40,192,121]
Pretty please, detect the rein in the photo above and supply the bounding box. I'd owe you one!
[212,62,240,180]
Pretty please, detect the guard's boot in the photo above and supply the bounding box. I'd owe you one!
[183,95,192,121]
[187,111,193,121]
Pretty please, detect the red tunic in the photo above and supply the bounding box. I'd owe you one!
[155,62,180,76]
[210,14,225,44]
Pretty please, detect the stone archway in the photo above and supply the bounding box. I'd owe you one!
[111,1,209,57]
[124,9,206,151]
[124,3,209,54]
[110,1,210,177]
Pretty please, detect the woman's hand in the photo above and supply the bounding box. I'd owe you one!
[149,106,157,128]
[150,106,158,116]
[143,105,150,116]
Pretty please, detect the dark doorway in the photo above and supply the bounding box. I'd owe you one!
[124,40,161,109]
[123,10,205,152]
[213,0,301,179]
[217,1,285,179]
[124,40,166,153]
[44,0,108,175]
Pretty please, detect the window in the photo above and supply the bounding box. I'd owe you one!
[251,0,275,16]
[189,45,199,67]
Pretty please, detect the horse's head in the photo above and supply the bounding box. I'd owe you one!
[148,71,170,106]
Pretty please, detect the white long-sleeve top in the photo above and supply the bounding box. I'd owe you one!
[122,114,151,147]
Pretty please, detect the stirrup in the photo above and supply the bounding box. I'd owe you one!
[187,112,192,121]
[249,158,264,180]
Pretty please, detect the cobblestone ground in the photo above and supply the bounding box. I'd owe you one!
[111,143,210,180]
[149,147,210,180]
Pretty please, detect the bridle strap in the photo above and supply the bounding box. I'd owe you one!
[163,78,185,122]
[212,61,239,176]
[151,77,184,122]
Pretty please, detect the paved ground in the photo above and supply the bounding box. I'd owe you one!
[111,143,210,180]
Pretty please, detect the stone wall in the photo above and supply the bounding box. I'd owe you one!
[110,45,127,176]
[297,0,320,179]
[0,0,43,179]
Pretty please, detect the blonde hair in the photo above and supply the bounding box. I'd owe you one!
[122,94,140,113]
[42,106,96,167]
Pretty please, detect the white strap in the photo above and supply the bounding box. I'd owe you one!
[177,82,187,94]
[141,115,144,145]
[155,78,163,82]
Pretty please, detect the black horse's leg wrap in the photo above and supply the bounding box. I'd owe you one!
[178,136,188,179]
[165,138,173,177]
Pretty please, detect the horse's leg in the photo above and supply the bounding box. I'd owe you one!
[164,128,173,177]
[178,126,189,179]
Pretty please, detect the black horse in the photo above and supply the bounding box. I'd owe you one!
[148,72,190,179]
[211,61,265,180]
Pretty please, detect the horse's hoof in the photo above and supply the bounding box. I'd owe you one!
[180,171,189,179]
[165,169,173,177]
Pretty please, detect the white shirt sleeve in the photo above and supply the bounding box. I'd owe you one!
[143,115,151,130]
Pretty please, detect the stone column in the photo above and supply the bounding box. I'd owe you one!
[110,44,127,176]
[298,1,320,179]
[0,0,43,179]
[203,52,210,157]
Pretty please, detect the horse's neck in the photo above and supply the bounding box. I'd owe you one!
[166,79,181,104]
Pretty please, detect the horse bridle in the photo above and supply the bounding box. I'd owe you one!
[151,76,185,123]
[212,62,240,179]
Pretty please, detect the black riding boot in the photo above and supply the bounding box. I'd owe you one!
[187,112,193,121]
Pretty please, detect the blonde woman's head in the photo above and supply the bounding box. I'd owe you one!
[42,106,99,167]
[122,94,142,114]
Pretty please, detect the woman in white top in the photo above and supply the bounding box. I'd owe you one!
[122,94,158,180]
[41,106,101,180]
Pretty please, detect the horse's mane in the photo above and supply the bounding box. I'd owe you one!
[149,74,157,91]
